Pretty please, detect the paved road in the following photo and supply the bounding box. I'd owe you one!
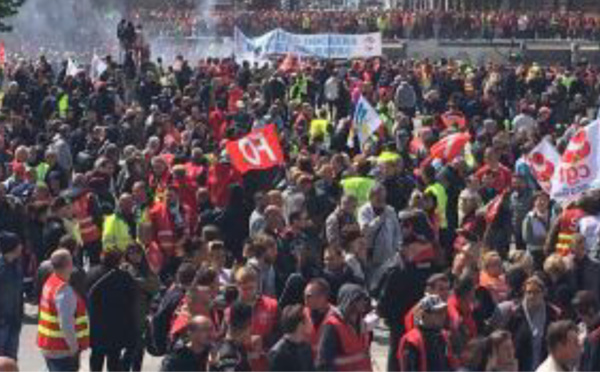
[18,304,389,371]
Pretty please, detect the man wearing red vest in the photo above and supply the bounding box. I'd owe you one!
[547,205,587,257]
[316,283,372,372]
[231,266,279,371]
[397,294,455,372]
[303,278,333,357]
[404,273,451,332]
[70,188,102,265]
[38,249,89,372]
[149,186,194,279]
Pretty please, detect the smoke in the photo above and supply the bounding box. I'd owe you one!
[4,0,121,61]
[148,0,233,64]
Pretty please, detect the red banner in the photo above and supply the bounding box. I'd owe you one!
[226,124,284,174]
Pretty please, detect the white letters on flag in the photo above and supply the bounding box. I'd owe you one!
[526,138,560,194]
[551,120,600,202]
[350,95,382,148]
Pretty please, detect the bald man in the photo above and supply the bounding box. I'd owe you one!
[0,357,18,372]
[160,316,213,372]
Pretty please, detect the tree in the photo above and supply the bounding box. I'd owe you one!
[0,0,25,32]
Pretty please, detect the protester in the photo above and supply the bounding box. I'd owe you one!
[37,249,89,372]
[267,304,315,371]
[86,250,138,372]
[396,294,455,371]
[316,283,372,372]
[0,232,23,360]
[160,315,213,372]
[535,320,582,372]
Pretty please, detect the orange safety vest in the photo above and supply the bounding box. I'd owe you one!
[324,311,372,372]
[556,208,586,256]
[37,273,90,352]
[72,194,100,244]
[304,305,332,357]
[397,328,455,372]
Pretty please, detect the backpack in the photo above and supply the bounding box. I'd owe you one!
[145,286,185,356]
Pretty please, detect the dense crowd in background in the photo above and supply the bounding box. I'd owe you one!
[4,14,600,372]
[132,9,600,40]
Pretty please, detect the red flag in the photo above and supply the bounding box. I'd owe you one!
[441,111,467,129]
[0,41,6,68]
[429,132,471,162]
[226,124,284,174]
[485,192,506,224]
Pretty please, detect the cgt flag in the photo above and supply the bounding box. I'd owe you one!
[226,124,284,174]
[526,137,560,194]
[551,120,600,202]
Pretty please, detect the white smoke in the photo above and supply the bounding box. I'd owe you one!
[4,0,121,61]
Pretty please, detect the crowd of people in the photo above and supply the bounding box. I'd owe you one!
[3,16,600,372]
[133,8,600,40]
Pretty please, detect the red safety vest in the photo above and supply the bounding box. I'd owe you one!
[249,296,278,371]
[72,193,100,244]
[150,203,191,257]
[304,305,332,357]
[38,273,90,352]
[397,328,455,372]
[225,296,278,372]
[556,208,586,256]
[323,311,372,372]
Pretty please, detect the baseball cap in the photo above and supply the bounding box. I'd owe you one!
[419,294,447,313]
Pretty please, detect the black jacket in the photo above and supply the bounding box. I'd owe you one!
[506,303,561,371]
[268,336,315,372]
[160,342,210,372]
[209,339,251,372]
[86,266,138,350]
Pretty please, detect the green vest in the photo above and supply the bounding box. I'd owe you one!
[426,182,448,229]
[102,214,134,253]
[341,176,376,207]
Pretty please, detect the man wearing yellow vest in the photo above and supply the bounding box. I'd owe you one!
[422,165,450,255]
[38,249,89,372]
[102,193,136,254]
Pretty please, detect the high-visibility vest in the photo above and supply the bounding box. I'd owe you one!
[425,182,448,229]
[304,306,332,357]
[397,328,455,372]
[37,273,90,352]
[323,311,372,372]
[225,295,278,371]
[102,214,134,253]
[72,194,101,244]
[341,176,376,207]
[248,296,278,371]
[556,208,586,256]
[150,203,179,257]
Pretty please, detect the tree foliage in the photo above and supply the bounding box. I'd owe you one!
[0,0,25,32]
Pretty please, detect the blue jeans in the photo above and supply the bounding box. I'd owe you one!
[0,321,21,359]
[45,356,80,372]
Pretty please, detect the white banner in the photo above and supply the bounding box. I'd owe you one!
[526,138,560,194]
[234,28,382,59]
[551,120,600,202]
